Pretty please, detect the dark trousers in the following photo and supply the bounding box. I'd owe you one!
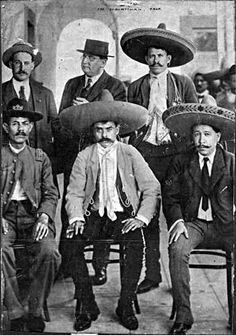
[69,211,144,310]
[169,219,234,326]
[2,200,61,320]
[59,169,110,276]
[136,141,175,283]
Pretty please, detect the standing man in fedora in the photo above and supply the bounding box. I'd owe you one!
[2,98,61,332]
[59,92,160,331]
[162,103,235,334]
[58,39,126,282]
[120,23,198,294]
[2,40,61,185]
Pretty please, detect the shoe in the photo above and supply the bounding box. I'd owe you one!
[169,322,192,335]
[27,314,45,332]
[74,299,100,331]
[137,278,160,294]
[116,303,138,330]
[10,317,25,331]
[90,268,107,286]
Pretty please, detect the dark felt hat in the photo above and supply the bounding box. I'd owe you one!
[4,98,43,122]
[60,89,148,136]
[77,39,114,58]
[162,103,235,140]
[2,40,42,68]
[120,23,196,67]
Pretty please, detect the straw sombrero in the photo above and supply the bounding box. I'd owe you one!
[3,40,42,68]
[60,90,148,136]
[162,103,235,140]
[4,98,43,122]
[120,23,196,67]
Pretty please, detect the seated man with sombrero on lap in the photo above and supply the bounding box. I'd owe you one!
[59,90,161,331]
[162,103,235,335]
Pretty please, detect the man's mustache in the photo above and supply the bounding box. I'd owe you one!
[150,62,163,67]
[197,145,210,149]
[16,132,27,136]
[98,138,113,143]
[16,71,28,75]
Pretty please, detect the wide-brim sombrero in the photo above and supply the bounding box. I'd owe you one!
[3,40,42,68]
[60,98,148,136]
[162,103,235,140]
[120,24,196,67]
[4,98,43,122]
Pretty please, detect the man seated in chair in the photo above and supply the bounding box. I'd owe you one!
[60,90,161,331]
[162,103,235,335]
[1,98,61,332]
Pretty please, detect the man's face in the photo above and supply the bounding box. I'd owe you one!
[93,121,119,148]
[81,53,106,77]
[192,124,221,156]
[3,117,33,148]
[145,47,171,75]
[10,52,34,82]
[194,74,208,93]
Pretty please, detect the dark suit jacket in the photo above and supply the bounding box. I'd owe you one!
[2,78,59,161]
[127,72,198,148]
[57,70,126,174]
[162,145,234,237]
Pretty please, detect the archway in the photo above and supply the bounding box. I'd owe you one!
[36,0,118,105]
[55,18,116,107]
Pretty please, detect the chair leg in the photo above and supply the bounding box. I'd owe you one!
[134,295,141,314]
[170,300,176,320]
[226,252,232,326]
[43,300,50,322]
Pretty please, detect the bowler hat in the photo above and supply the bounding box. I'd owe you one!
[120,23,195,67]
[4,98,43,122]
[2,40,42,68]
[77,39,114,58]
[60,89,148,136]
[162,103,234,140]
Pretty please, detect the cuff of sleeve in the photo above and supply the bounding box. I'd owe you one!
[69,217,85,225]
[168,219,184,234]
[135,214,149,226]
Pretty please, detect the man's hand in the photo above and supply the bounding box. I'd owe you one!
[2,218,9,235]
[72,97,89,106]
[66,220,85,239]
[33,213,49,241]
[121,218,145,234]
[169,221,189,245]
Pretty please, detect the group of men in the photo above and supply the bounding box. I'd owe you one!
[1,22,234,335]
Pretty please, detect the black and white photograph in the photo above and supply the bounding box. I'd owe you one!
[1,0,235,334]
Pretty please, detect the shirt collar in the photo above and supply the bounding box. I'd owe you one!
[85,70,104,86]
[9,142,26,154]
[198,149,216,165]
[12,78,30,90]
[149,68,169,80]
[97,140,118,155]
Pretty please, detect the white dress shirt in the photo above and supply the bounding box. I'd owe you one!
[13,78,31,101]
[85,71,104,88]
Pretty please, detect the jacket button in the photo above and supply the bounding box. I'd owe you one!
[7,192,10,195]
[9,181,13,184]
[12,170,15,174]
[13,159,17,163]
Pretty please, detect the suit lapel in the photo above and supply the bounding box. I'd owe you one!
[188,152,202,188]
[167,72,176,107]
[3,79,18,104]
[210,147,225,190]
[87,71,109,101]
[88,145,99,183]
[140,74,150,108]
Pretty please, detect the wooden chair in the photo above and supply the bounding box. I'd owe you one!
[14,243,50,322]
[85,239,141,314]
[170,245,233,326]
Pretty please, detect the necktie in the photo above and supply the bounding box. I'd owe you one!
[19,86,26,100]
[201,157,210,211]
[80,78,92,98]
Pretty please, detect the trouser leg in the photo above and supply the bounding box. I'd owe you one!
[92,241,110,273]
[2,224,24,320]
[119,228,144,305]
[169,220,206,326]
[143,215,162,283]
[27,231,61,317]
